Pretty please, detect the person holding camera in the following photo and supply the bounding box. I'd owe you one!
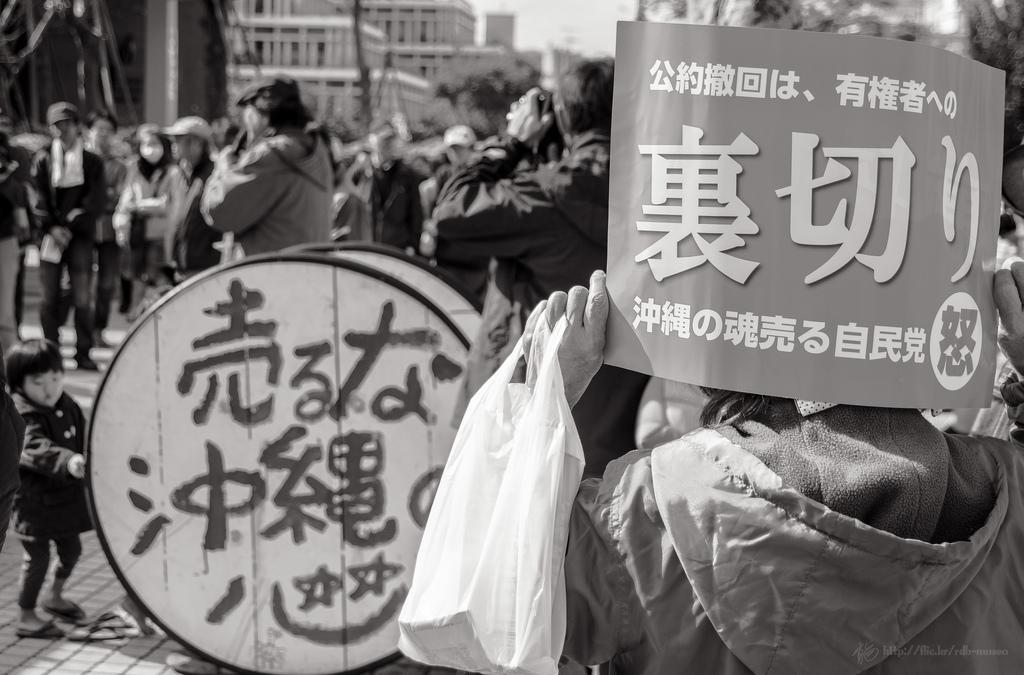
[432,58,650,477]
[31,103,106,372]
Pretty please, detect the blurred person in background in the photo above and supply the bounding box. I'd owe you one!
[420,124,489,302]
[166,116,221,280]
[113,125,182,319]
[6,126,36,344]
[85,110,128,347]
[0,116,31,354]
[31,102,105,371]
[432,59,650,477]
[346,122,425,253]
[202,76,332,256]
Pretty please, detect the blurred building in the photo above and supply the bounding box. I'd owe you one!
[485,13,515,49]
[233,0,432,125]
[518,49,544,73]
[361,0,509,81]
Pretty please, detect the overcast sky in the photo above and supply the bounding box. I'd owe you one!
[471,0,638,56]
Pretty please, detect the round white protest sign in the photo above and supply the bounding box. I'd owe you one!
[297,242,482,340]
[89,256,470,675]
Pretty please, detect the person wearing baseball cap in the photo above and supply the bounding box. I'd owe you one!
[418,124,487,301]
[31,102,106,370]
[164,116,222,279]
[200,76,332,256]
[443,124,477,165]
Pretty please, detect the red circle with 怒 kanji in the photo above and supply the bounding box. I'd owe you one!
[88,255,472,675]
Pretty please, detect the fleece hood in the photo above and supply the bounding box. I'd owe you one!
[649,426,1024,675]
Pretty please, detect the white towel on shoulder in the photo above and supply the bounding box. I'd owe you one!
[51,139,85,188]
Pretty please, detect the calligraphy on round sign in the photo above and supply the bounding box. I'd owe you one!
[89,256,470,675]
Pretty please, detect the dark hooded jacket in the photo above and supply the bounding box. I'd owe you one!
[12,391,91,539]
[433,131,649,476]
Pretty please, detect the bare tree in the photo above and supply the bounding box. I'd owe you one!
[645,0,799,27]
[350,0,373,136]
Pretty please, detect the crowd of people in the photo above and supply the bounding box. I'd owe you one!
[0,53,1022,675]
[0,75,344,369]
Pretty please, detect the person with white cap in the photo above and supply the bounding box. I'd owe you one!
[419,124,489,301]
[165,116,222,279]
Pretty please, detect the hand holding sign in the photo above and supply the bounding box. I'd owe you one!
[524,270,608,407]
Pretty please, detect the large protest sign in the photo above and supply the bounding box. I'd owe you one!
[605,22,1005,408]
[88,256,470,675]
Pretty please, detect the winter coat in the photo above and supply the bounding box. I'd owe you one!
[95,153,128,244]
[12,392,92,540]
[564,403,1023,674]
[31,146,105,242]
[115,161,184,245]
[433,131,649,476]
[171,156,221,275]
[202,127,333,256]
[365,160,425,250]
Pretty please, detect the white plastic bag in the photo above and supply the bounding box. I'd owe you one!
[399,317,585,675]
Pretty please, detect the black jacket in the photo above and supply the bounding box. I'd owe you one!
[12,392,92,539]
[434,131,650,476]
[0,144,32,241]
[31,146,106,241]
[359,160,425,250]
[172,156,221,274]
[0,368,23,510]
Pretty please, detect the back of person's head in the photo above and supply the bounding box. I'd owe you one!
[557,58,614,135]
[87,109,119,131]
[699,388,783,427]
[267,99,313,131]
[236,76,312,130]
[3,339,63,392]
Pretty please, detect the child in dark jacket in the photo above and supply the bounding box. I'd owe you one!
[5,339,91,638]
